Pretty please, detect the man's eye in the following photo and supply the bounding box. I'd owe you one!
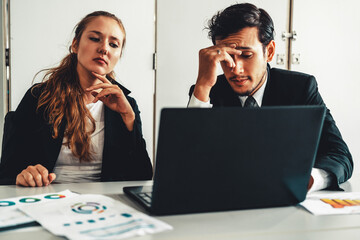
[110,43,119,48]
[242,54,253,59]
[89,37,100,42]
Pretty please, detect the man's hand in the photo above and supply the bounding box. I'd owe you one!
[16,164,56,187]
[194,43,242,101]
[307,175,314,191]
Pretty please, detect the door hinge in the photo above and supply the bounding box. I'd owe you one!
[282,31,297,41]
[152,52,157,71]
[5,48,9,66]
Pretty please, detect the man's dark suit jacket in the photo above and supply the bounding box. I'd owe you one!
[0,81,153,185]
[189,64,353,189]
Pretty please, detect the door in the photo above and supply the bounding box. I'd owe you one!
[292,0,360,170]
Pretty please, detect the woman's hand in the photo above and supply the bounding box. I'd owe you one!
[86,72,135,131]
[16,164,56,187]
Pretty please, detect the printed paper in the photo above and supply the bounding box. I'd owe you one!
[301,191,360,215]
[0,190,78,231]
[19,194,172,240]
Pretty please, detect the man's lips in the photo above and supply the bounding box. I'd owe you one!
[229,76,250,85]
[93,57,107,65]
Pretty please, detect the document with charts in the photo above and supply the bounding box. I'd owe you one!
[301,192,360,215]
[0,189,78,231]
[19,194,172,240]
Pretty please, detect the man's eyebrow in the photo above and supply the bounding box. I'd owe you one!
[236,46,253,50]
[89,30,120,42]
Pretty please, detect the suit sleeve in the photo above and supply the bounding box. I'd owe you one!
[0,86,41,184]
[101,96,153,181]
[127,97,153,180]
[305,76,353,189]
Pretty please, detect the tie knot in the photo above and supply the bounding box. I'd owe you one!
[244,96,258,108]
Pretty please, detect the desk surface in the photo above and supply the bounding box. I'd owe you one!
[1,175,360,240]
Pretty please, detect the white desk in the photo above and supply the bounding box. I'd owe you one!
[1,176,360,240]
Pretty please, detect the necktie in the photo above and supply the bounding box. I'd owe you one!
[244,96,259,108]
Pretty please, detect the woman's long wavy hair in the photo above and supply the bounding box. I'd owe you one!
[33,11,126,162]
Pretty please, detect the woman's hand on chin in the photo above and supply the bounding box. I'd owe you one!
[86,72,135,131]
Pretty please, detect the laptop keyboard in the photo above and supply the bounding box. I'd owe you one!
[136,192,153,207]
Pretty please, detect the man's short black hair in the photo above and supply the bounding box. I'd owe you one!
[207,3,275,51]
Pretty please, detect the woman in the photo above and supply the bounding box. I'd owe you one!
[0,11,153,186]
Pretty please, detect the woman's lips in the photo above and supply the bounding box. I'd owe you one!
[93,58,107,65]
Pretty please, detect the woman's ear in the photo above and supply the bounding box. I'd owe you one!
[71,39,78,54]
[266,40,275,62]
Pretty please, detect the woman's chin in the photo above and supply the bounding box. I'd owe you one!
[86,68,108,76]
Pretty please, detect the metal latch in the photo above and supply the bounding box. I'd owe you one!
[281,31,297,41]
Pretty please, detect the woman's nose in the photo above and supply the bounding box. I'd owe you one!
[98,42,109,55]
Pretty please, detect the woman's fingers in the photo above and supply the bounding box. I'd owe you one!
[93,87,122,101]
[88,72,133,122]
[49,173,56,183]
[15,164,53,187]
[31,164,50,186]
[86,73,122,103]
[19,170,37,187]
[16,174,30,187]
[86,83,111,92]
[91,72,111,84]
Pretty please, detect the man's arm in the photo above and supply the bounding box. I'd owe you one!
[305,76,353,189]
[187,85,213,108]
[308,168,331,193]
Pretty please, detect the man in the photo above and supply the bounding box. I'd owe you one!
[188,3,353,192]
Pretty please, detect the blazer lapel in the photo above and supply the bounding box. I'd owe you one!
[262,64,279,107]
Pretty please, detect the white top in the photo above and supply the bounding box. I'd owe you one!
[187,77,330,192]
[53,101,105,183]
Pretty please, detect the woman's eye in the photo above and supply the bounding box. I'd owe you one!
[109,43,119,48]
[89,37,100,42]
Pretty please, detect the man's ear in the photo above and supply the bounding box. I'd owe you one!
[266,40,275,62]
[71,39,78,54]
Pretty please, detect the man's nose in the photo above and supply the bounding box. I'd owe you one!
[232,56,244,74]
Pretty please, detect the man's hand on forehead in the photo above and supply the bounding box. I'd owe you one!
[194,43,242,101]
[212,43,242,68]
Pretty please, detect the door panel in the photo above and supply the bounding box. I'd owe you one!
[292,0,360,169]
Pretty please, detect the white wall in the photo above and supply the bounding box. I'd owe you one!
[9,0,155,159]
[292,0,360,174]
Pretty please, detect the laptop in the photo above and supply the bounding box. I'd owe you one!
[124,106,325,215]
